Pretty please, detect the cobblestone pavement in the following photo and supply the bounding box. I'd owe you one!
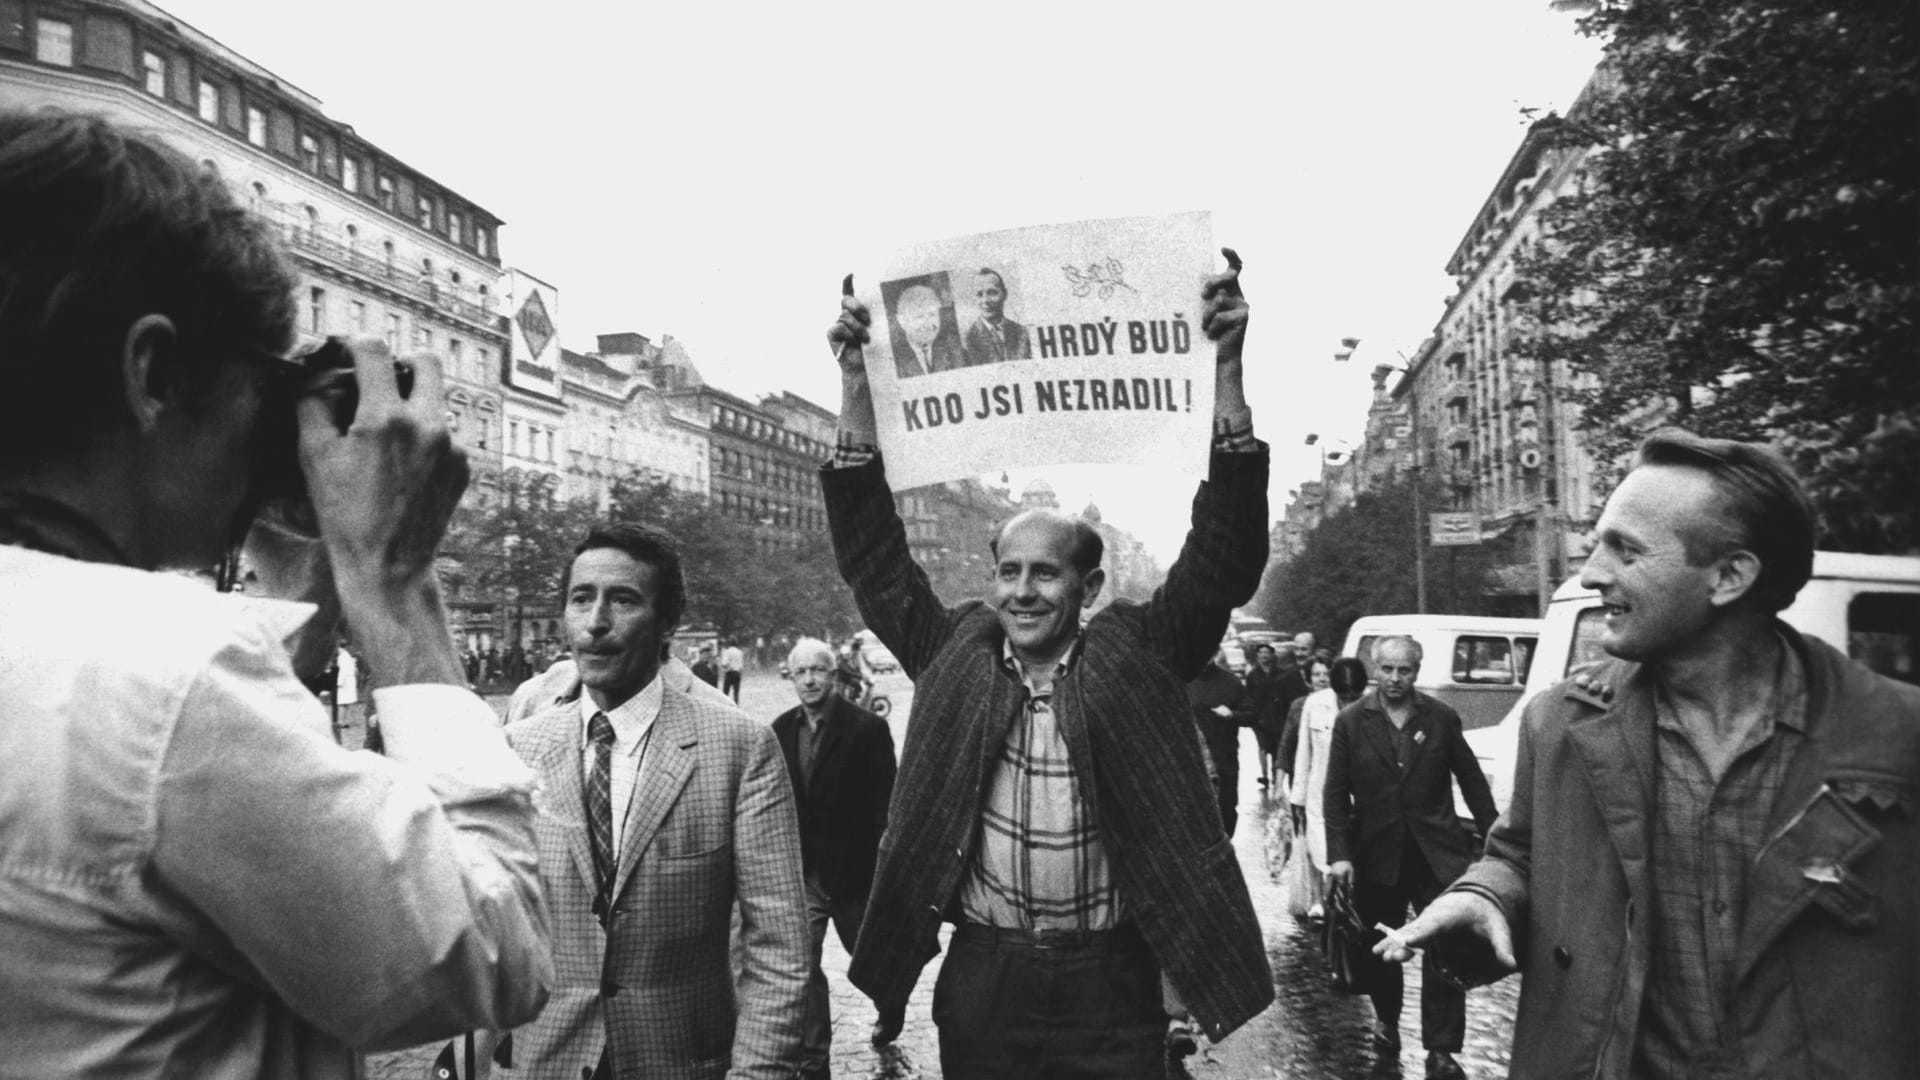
[365,671,1522,1079]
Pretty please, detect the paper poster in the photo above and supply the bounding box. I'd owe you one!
[863,212,1217,490]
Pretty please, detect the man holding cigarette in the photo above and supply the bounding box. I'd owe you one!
[1378,431,1920,1079]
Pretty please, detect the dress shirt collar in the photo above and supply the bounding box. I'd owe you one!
[999,632,1083,688]
[580,675,663,756]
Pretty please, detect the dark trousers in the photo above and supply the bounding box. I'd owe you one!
[722,670,742,701]
[934,924,1164,1079]
[1353,843,1466,1052]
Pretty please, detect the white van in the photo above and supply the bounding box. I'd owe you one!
[1464,551,1920,813]
[1341,615,1544,733]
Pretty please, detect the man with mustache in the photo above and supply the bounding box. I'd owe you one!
[497,523,809,1078]
[817,251,1274,1075]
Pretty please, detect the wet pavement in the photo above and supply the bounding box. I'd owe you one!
[366,669,1522,1079]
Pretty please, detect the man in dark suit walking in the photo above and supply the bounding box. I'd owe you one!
[770,638,901,1077]
[1325,635,1497,1080]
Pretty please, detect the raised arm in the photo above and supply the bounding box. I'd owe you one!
[1132,251,1269,681]
[818,280,965,676]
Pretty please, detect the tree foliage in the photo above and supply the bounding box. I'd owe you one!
[1514,0,1919,550]
[1257,476,1507,650]
[606,477,861,642]
[442,477,862,649]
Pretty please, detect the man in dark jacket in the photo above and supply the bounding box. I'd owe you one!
[1385,430,1920,1080]
[1326,634,1497,1080]
[1188,651,1254,835]
[818,252,1273,1075]
[770,638,900,1076]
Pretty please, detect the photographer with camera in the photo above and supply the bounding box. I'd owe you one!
[0,111,553,1076]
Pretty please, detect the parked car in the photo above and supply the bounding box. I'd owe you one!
[1461,550,1920,816]
[1219,642,1248,677]
[1340,615,1543,733]
[861,642,900,676]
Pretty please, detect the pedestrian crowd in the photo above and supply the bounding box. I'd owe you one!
[1,110,1914,1080]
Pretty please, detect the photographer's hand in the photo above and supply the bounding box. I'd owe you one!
[297,338,469,689]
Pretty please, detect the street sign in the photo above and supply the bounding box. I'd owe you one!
[1430,511,1481,547]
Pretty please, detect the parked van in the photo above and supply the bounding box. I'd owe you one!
[1464,551,1920,814]
[1340,615,1544,733]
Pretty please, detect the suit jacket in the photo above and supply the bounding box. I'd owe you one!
[1451,627,1920,1079]
[961,315,1032,366]
[1323,689,1497,886]
[500,680,809,1080]
[1187,662,1252,776]
[770,695,897,902]
[820,448,1275,1042]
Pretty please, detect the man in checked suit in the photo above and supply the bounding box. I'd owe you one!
[498,522,809,1079]
[819,251,1274,1075]
[770,638,901,1078]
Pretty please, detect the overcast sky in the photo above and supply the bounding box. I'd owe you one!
[160,0,1600,559]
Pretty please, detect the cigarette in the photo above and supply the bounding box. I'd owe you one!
[1375,923,1417,952]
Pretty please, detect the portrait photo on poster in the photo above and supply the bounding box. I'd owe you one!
[879,272,963,379]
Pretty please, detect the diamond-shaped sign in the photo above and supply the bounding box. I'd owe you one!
[516,290,555,362]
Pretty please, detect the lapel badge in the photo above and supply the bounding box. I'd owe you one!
[1413,730,1426,745]
[1801,858,1843,885]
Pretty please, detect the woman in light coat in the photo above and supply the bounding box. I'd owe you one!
[1289,657,1367,917]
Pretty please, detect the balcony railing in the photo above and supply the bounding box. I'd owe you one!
[279,223,498,329]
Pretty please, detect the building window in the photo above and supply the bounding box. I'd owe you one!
[308,287,325,334]
[303,204,318,240]
[448,338,464,380]
[376,174,395,212]
[245,106,266,148]
[299,132,319,173]
[35,18,72,66]
[385,312,401,351]
[476,346,491,381]
[416,194,433,229]
[447,212,463,246]
[197,79,219,123]
[341,155,359,194]
[350,300,367,332]
[476,227,491,259]
[382,239,395,272]
[249,180,265,208]
[509,421,521,456]
[141,50,165,95]
[344,222,358,253]
[414,326,430,350]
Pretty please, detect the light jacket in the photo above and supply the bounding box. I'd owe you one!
[0,545,552,1079]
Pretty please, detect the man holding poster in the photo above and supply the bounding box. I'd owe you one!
[819,244,1273,1076]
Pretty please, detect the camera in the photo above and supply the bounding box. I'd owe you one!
[250,336,415,505]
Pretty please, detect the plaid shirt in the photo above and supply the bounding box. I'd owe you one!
[1635,641,1807,1080]
[952,638,1124,930]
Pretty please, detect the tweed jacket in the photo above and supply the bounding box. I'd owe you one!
[1450,627,1920,1079]
[499,680,809,1080]
[1322,689,1498,885]
[771,694,897,902]
[821,448,1275,1042]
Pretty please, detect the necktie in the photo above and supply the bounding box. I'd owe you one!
[586,712,616,890]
